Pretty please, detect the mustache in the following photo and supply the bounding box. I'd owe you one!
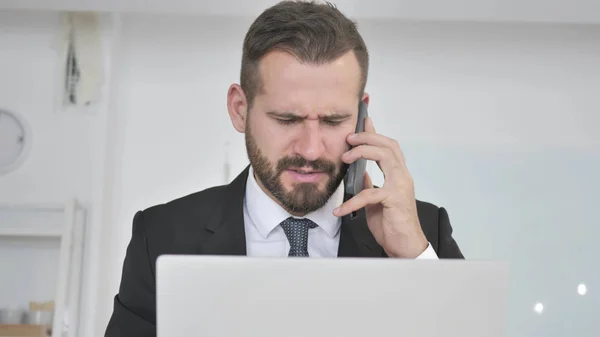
[276,156,337,175]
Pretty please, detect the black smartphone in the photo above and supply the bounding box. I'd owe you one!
[344,100,368,197]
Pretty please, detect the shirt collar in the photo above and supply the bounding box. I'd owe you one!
[244,165,343,239]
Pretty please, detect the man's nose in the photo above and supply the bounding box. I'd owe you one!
[293,121,325,162]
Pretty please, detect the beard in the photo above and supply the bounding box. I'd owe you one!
[245,124,348,215]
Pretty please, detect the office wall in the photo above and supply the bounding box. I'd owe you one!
[0,10,115,337]
[1,10,598,337]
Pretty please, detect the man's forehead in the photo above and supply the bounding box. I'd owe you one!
[257,50,362,87]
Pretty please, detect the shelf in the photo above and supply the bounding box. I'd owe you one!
[0,324,51,337]
[0,204,65,239]
[0,204,65,213]
[0,228,63,238]
[0,199,84,337]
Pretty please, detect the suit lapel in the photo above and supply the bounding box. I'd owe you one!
[337,193,384,258]
[199,166,250,256]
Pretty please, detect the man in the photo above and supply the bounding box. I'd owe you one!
[105,1,463,336]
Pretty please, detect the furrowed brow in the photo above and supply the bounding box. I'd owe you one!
[267,111,301,119]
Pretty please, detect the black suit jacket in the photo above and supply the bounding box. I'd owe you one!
[104,166,463,337]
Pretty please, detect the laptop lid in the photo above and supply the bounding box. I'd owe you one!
[156,255,509,337]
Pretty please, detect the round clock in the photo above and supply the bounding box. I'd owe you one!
[0,108,31,175]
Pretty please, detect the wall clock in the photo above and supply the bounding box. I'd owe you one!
[0,108,31,175]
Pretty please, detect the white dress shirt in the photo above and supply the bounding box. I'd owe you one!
[243,166,438,259]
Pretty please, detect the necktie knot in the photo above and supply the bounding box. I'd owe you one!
[279,217,318,257]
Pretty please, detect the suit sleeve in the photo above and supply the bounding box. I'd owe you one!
[105,211,157,337]
[437,207,465,259]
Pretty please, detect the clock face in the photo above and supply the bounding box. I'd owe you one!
[0,109,29,175]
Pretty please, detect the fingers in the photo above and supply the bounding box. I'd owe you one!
[341,144,398,176]
[346,119,406,165]
[347,129,395,150]
[333,185,390,217]
[342,144,388,164]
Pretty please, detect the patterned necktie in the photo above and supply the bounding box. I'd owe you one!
[279,217,318,257]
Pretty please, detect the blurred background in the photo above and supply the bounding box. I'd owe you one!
[0,0,598,336]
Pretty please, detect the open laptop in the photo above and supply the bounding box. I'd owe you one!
[156,255,509,337]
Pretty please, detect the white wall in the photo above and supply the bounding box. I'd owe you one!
[1,9,598,337]
[0,10,117,337]
[0,11,94,204]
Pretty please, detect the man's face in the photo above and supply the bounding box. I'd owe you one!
[242,50,364,215]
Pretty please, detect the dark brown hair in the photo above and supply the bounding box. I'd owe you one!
[240,0,369,109]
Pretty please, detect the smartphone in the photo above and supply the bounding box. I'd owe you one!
[344,100,368,197]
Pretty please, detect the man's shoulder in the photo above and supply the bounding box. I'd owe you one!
[142,183,231,217]
[132,183,236,256]
[415,199,443,231]
[134,184,232,234]
[415,199,441,214]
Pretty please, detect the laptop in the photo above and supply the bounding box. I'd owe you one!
[156,255,509,337]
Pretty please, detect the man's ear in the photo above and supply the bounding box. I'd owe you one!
[227,83,248,133]
[361,92,370,106]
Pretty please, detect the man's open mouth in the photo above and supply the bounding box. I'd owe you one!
[288,168,322,175]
